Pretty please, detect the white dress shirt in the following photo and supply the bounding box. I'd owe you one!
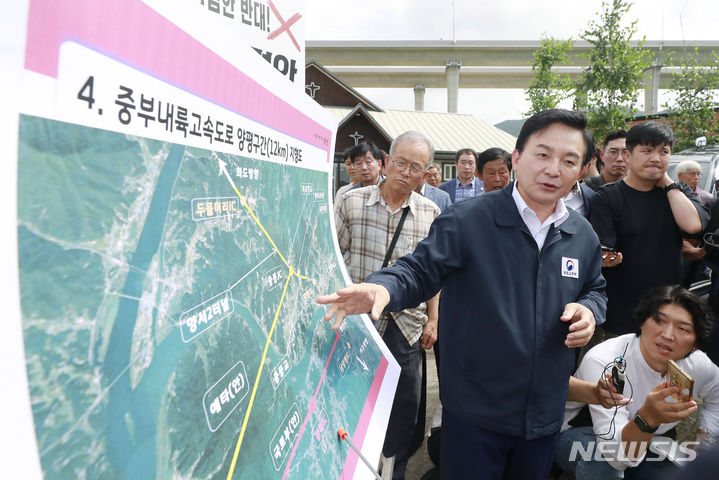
[511,181,569,250]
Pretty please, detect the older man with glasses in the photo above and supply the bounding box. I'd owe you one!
[676,159,713,206]
[333,131,441,480]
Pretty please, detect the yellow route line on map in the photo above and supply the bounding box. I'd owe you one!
[230,184,289,268]
[221,162,317,477]
[227,266,294,480]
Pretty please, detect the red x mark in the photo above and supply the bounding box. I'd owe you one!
[267,0,302,52]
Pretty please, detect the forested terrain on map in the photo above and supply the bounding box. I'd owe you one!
[17,115,384,479]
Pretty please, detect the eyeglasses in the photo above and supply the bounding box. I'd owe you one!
[392,158,425,174]
[604,148,627,158]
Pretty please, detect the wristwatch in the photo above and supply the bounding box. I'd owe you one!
[664,182,682,193]
[633,414,658,433]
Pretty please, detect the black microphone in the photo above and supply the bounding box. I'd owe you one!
[611,356,626,394]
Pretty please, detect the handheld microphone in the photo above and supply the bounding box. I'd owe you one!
[611,356,626,394]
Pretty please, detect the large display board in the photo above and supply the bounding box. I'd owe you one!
[2,0,399,478]
[183,0,307,89]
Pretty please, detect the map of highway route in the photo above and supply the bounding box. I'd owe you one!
[17,115,390,479]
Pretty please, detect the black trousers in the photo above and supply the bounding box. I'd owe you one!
[381,317,421,480]
[441,408,560,480]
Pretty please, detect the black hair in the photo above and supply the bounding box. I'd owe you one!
[515,109,594,166]
[603,129,627,148]
[350,142,383,165]
[454,148,477,163]
[477,147,512,173]
[634,286,713,351]
[626,122,675,153]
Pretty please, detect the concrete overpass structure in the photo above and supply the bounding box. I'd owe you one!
[306,40,719,114]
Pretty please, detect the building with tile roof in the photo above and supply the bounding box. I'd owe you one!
[305,60,516,191]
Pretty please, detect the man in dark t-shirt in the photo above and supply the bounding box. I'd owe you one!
[589,122,709,334]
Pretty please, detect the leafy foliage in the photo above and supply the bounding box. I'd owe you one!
[663,48,719,151]
[574,0,651,141]
[525,35,574,115]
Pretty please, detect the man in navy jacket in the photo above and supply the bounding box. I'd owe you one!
[318,109,606,479]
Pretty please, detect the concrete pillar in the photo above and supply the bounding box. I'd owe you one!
[445,60,461,113]
[644,64,662,114]
[414,84,425,111]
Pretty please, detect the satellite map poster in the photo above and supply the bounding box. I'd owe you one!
[1,0,400,478]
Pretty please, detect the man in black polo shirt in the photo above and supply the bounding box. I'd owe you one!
[589,122,709,335]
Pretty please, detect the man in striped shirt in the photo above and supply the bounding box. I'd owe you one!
[335,130,440,480]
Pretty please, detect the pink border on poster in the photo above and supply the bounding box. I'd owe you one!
[339,356,389,479]
[24,0,332,159]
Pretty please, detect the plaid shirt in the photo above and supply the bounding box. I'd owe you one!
[336,185,440,345]
[454,177,484,203]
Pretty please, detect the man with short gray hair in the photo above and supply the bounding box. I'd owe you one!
[675,159,713,285]
[676,159,713,206]
[335,130,440,479]
[425,163,442,188]
[416,162,451,212]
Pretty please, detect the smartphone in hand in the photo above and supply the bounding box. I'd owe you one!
[667,360,694,402]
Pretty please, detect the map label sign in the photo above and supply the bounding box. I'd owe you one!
[203,360,251,432]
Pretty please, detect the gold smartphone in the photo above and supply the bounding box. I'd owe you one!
[667,359,694,402]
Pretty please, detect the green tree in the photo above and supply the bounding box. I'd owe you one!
[575,0,651,141]
[525,35,574,116]
[664,48,719,151]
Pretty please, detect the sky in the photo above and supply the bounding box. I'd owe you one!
[304,0,719,125]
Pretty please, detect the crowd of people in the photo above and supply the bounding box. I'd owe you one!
[320,109,719,480]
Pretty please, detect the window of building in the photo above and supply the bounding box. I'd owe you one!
[443,164,456,182]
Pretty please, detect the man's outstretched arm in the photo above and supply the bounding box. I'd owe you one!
[318,207,461,330]
[317,283,390,330]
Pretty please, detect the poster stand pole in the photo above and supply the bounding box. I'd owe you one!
[337,428,383,480]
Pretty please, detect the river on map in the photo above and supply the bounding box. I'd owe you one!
[101,145,287,478]
[103,143,186,477]
[98,144,346,477]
